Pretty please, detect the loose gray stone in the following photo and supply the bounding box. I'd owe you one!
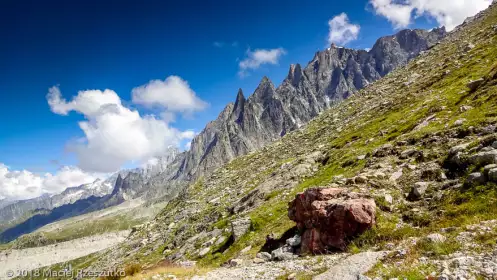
[470,150,497,166]
[231,218,251,241]
[256,252,272,261]
[466,172,486,185]
[199,247,210,257]
[467,78,484,91]
[488,168,497,183]
[426,233,447,243]
[408,182,430,201]
[454,119,466,126]
[286,235,301,247]
[271,246,296,261]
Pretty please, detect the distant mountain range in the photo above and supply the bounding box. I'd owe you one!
[0,27,446,241]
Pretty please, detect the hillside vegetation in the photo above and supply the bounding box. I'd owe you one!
[18,2,497,280]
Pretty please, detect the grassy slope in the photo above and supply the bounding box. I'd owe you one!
[17,3,497,279]
[112,2,497,274]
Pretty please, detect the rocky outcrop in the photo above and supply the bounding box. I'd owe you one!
[176,28,446,181]
[0,27,446,229]
[288,188,376,253]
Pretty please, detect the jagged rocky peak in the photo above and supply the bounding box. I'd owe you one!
[251,76,276,103]
[287,64,303,87]
[370,27,447,76]
[232,88,246,123]
[172,27,447,181]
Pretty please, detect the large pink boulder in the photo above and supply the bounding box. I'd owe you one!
[288,188,376,253]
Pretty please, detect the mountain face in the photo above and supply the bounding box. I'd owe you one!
[176,27,447,180]
[0,199,17,210]
[0,27,446,232]
[91,147,183,207]
[50,179,113,208]
[0,179,113,226]
[85,3,497,274]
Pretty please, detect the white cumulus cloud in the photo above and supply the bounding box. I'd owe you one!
[0,164,97,200]
[370,0,492,31]
[238,48,287,77]
[131,76,208,117]
[47,86,196,173]
[328,13,361,46]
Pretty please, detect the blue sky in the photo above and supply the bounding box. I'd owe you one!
[0,0,491,200]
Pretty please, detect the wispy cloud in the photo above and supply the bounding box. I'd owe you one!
[213,41,239,48]
[328,13,360,46]
[131,75,208,116]
[238,47,287,77]
[369,0,492,31]
[0,164,98,200]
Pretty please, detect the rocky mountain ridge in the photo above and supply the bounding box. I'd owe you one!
[72,2,497,278]
[94,26,447,207]
[178,27,447,181]
[0,26,446,245]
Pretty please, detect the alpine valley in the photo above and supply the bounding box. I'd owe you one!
[2,2,497,279]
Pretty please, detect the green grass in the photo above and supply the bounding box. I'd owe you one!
[78,4,497,273]
[369,263,437,280]
[415,238,462,256]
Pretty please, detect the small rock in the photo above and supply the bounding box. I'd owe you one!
[357,155,366,160]
[408,182,429,201]
[355,176,368,184]
[198,247,210,257]
[346,177,356,185]
[389,169,403,182]
[454,119,466,126]
[467,78,484,91]
[286,235,301,247]
[463,42,475,52]
[271,246,297,261]
[253,258,265,264]
[492,141,497,149]
[215,236,227,245]
[400,149,418,159]
[426,233,447,243]
[256,252,272,261]
[449,143,471,155]
[483,164,497,176]
[383,194,393,205]
[470,150,497,166]
[373,144,394,157]
[231,218,251,241]
[208,197,221,205]
[459,105,473,112]
[229,259,243,267]
[488,168,497,182]
[287,273,297,280]
[240,245,251,254]
[466,172,486,185]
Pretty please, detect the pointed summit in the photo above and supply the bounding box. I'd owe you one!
[232,88,246,123]
[251,76,276,103]
[260,76,271,85]
[234,88,245,109]
[287,64,303,87]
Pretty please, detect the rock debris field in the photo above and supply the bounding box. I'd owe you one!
[0,231,129,280]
